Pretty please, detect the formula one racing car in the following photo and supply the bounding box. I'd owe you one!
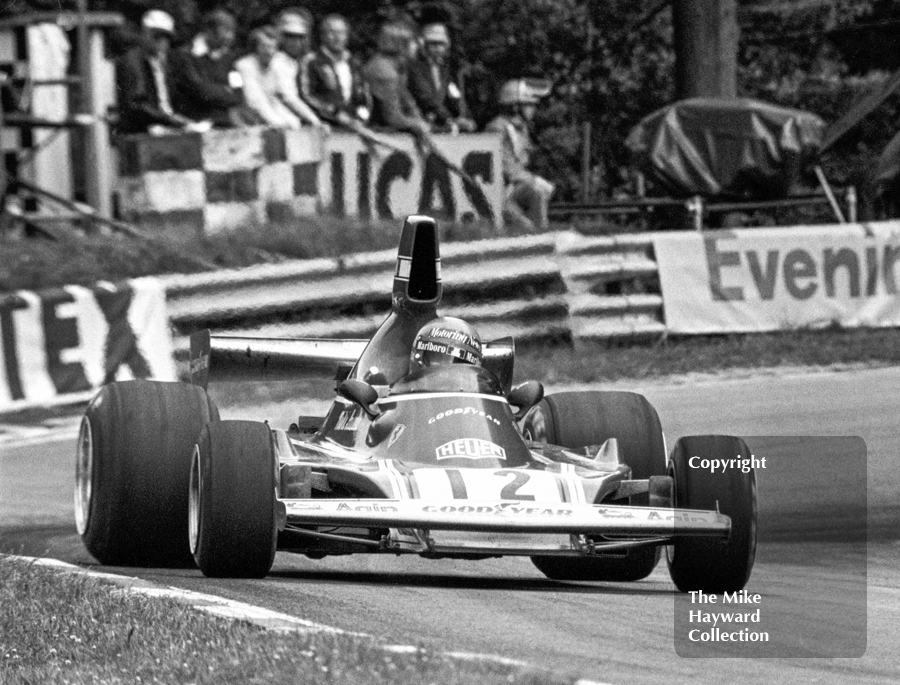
[75,215,757,592]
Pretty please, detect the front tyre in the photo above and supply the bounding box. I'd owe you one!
[190,420,277,578]
[666,435,757,593]
[75,380,219,567]
[524,391,666,582]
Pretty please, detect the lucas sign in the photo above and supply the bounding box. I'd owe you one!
[317,132,503,227]
[653,223,900,333]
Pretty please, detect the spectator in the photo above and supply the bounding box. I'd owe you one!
[299,14,370,126]
[171,10,250,127]
[234,25,324,130]
[408,22,475,133]
[486,78,555,232]
[276,7,314,69]
[362,21,429,137]
[115,10,199,134]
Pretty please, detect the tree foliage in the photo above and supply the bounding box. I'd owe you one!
[6,0,900,210]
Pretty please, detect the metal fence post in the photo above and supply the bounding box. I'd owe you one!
[686,195,704,231]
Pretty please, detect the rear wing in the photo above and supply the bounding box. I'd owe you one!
[189,329,516,391]
[189,330,366,388]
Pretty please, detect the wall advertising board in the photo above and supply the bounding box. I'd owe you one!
[317,132,503,227]
[0,278,175,409]
[653,222,900,333]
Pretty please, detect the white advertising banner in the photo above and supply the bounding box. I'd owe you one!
[653,222,900,333]
[0,278,176,410]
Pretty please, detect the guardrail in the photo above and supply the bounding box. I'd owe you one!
[551,188,858,230]
[160,230,665,354]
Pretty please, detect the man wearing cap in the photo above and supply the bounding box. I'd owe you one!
[116,9,199,134]
[408,22,475,134]
[299,14,370,125]
[486,78,555,232]
[277,8,314,68]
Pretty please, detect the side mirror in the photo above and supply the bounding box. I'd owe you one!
[337,379,381,418]
[508,381,544,420]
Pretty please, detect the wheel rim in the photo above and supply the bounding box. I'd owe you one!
[523,407,547,442]
[188,445,201,555]
[74,417,93,535]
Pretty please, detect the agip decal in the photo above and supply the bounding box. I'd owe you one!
[435,438,506,461]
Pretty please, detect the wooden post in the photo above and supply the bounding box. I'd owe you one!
[82,27,113,218]
[673,0,738,99]
[581,121,592,203]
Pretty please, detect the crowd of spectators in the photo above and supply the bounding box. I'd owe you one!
[115,7,554,231]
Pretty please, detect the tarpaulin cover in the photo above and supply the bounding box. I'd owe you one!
[875,128,900,183]
[626,97,826,199]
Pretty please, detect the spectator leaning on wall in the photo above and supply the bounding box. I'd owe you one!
[171,10,255,128]
[299,14,371,126]
[486,78,555,232]
[276,6,314,79]
[115,10,204,135]
[234,25,325,130]
[362,21,430,138]
[408,22,475,134]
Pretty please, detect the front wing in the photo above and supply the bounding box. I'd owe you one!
[281,498,730,537]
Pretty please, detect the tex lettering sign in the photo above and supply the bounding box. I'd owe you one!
[653,222,900,333]
[317,132,503,227]
[0,278,176,409]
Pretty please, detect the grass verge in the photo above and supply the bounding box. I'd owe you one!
[514,326,900,385]
[0,557,570,685]
[0,216,495,292]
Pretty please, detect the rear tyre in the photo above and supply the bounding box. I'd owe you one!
[666,435,757,593]
[75,380,219,567]
[523,391,666,582]
[190,420,277,578]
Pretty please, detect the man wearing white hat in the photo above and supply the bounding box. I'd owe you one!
[486,78,555,232]
[116,10,200,134]
[408,22,475,134]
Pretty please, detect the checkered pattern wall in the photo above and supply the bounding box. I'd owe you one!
[116,128,505,233]
[116,126,322,235]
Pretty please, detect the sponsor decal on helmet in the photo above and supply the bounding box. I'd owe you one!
[436,438,506,460]
[428,406,501,425]
[427,326,482,351]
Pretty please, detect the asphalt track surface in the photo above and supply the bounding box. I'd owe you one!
[2,365,898,684]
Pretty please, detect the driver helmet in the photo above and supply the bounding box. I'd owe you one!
[410,317,483,371]
[498,78,552,106]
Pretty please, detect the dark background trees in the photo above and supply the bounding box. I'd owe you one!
[9,0,900,213]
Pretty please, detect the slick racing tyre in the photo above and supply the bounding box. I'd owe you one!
[523,391,666,582]
[190,420,277,578]
[75,380,219,567]
[666,435,757,593]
